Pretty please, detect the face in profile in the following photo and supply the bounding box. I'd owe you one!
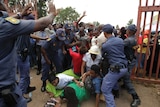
[52,78,59,86]
[90,70,96,78]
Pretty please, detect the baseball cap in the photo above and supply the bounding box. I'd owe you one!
[64,24,71,30]
[127,24,137,32]
[102,24,114,33]
[88,45,100,55]
[56,28,66,41]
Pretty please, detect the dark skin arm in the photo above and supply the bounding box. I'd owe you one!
[33,2,57,32]
[75,11,86,29]
[95,93,100,107]
[10,2,57,32]
[41,47,51,65]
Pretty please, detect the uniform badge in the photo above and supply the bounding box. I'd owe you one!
[46,38,51,41]
[53,43,56,46]
[5,17,20,24]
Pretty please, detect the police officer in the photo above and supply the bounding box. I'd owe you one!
[101,24,128,107]
[0,1,57,107]
[16,14,36,103]
[123,24,141,107]
[41,28,66,92]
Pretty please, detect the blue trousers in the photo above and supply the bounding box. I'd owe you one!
[0,84,27,107]
[17,56,30,94]
[123,58,137,95]
[101,68,128,107]
[136,53,146,68]
[41,52,63,82]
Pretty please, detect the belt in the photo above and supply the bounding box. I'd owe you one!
[110,64,127,72]
[0,84,15,92]
[0,84,15,98]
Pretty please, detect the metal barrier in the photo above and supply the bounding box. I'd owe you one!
[132,0,160,83]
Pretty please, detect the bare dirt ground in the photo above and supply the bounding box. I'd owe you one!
[28,69,160,107]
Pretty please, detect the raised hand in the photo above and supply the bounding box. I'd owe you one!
[21,3,32,16]
[48,2,57,16]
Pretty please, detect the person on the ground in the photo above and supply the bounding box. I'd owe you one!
[101,24,128,107]
[59,82,89,107]
[48,72,81,90]
[0,1,57,107]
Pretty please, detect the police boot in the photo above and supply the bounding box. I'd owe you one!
[41,81,46,92]
[131,94,141,107]
[112,89,119,98]
[26,86,36,94]
[36,70,41,75]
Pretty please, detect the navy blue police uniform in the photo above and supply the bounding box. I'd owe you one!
[101,24,128,107]
[41,28,66,92]
[16,14,36,95]
[123,24,141,107]
[0,11,35,107]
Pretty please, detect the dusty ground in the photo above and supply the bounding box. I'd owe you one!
[28,69,160,107]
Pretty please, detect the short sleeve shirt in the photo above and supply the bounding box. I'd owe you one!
[0,17,35,88]
[41,35,64,59]
[102,36,128,66]
[92,77,102,94]
[56,73,74,89]
[83,52,102,71]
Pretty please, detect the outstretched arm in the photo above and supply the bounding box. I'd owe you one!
[34,2,57,32]
[75,11,86,29]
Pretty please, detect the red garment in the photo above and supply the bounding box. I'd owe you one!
[138,34,148,45]
[69,48,83,74]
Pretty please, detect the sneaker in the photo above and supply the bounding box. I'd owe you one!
[130,98,141,107]
[26,86,36,94]
[112,89,119,98]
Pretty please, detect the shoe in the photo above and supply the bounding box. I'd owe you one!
[130,98,141,107]
[36,70,41,75]
[112,90,119,98]
[41,85,46,92]
[25,97,32,103]
[26,86,36,94]
[121,84,126,89]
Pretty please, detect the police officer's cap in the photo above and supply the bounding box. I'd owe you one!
[127,24,137,32]
[64,24,71,30]
[102,24,114,33]
[56,28,66,41]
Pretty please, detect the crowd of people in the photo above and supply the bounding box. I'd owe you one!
[0,1,145,107]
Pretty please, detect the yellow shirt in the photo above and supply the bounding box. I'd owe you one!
[137,38,148,53]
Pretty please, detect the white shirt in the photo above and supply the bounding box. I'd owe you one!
[56,73,74,89]
[91,36,98,46]
[97,32,107,48]
[83,52,102,71]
